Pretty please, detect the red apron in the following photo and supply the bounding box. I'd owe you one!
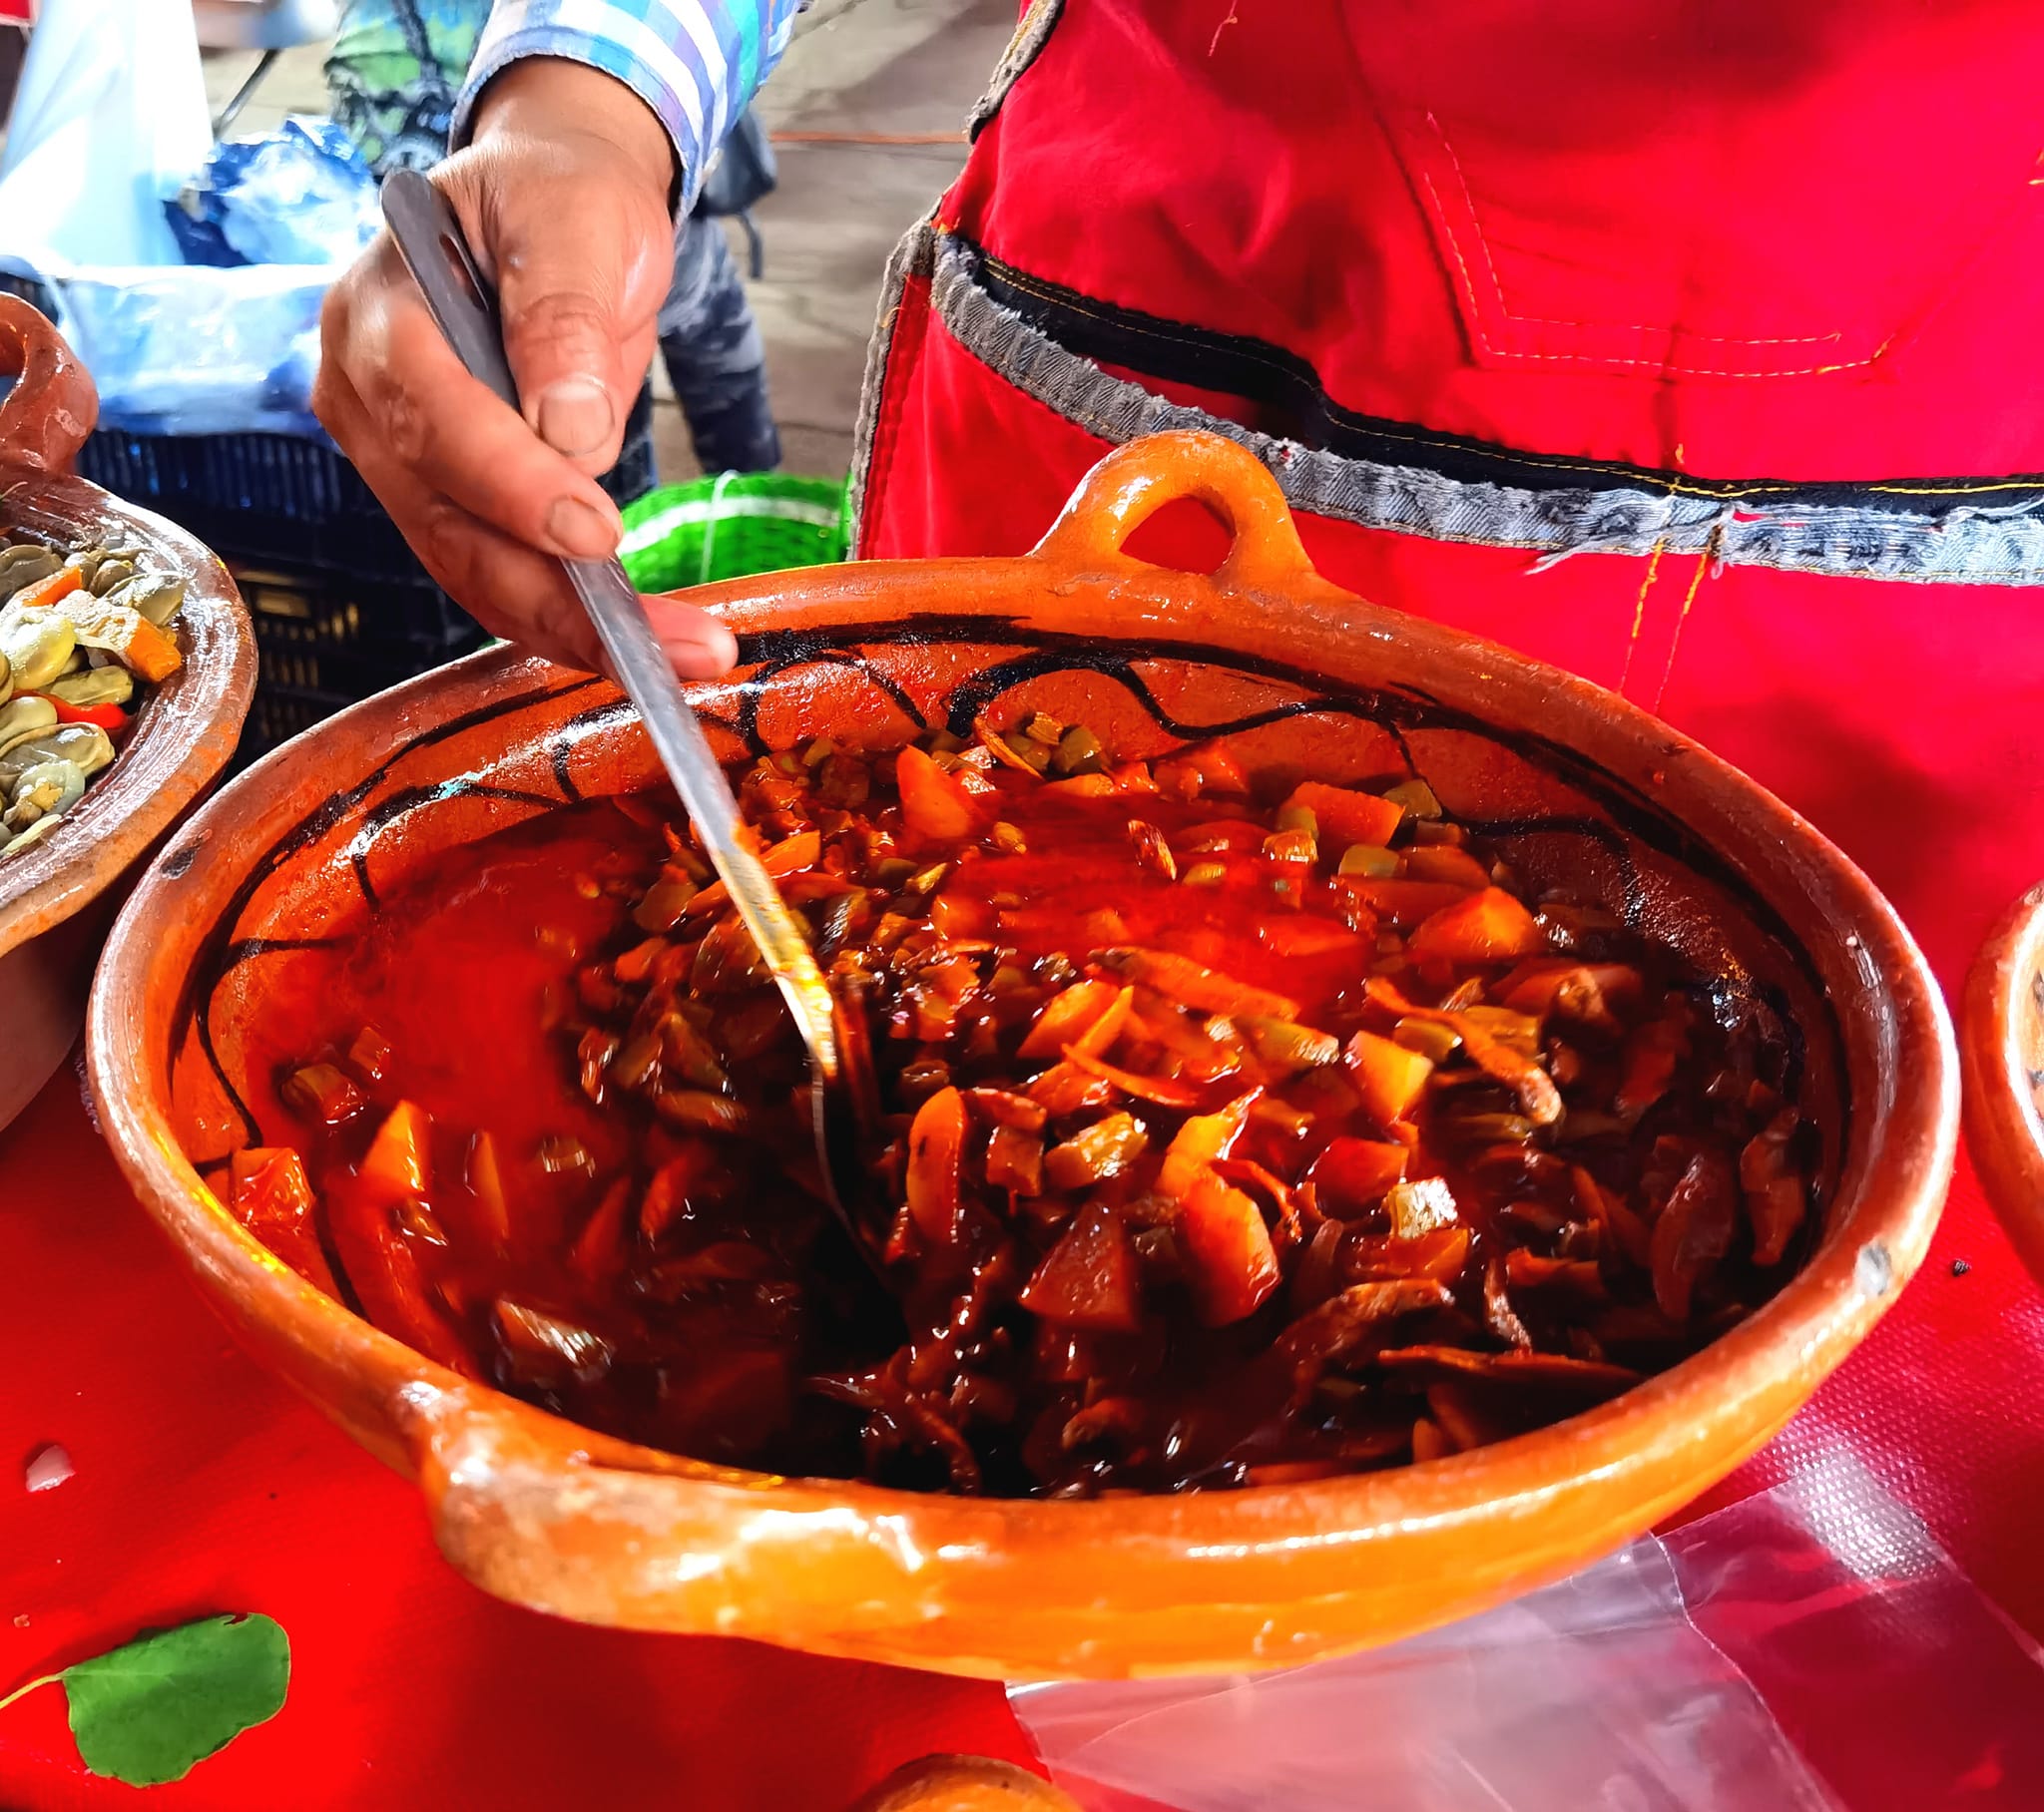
[854,0,2044,1623]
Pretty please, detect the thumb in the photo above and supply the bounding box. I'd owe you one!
[486,171,671,473]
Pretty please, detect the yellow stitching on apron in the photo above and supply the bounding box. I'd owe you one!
[1426,114,1843,347]
[1422,159,1880,379]
[1617,538,1668,698]
[1653,529,1725,716]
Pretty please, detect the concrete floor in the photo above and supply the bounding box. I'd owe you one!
[201,0,1016,484]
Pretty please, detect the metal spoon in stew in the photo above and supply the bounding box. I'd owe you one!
[379,169,883,1273]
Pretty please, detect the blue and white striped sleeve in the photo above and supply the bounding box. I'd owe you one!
[452,0,804,212]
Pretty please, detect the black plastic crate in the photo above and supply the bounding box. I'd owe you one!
[138,390,651,766]
[231,563,488,760]
[78,385,657,585]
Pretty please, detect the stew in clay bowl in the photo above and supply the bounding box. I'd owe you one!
[1961,883,2044,1288]
[0,295,254,1130]
[87,432,1956,1680]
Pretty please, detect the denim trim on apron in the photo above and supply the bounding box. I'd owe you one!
[852,219,2044,585]
[845,215,938,550]
[967,0,1067,141]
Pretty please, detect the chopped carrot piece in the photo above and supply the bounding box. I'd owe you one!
[682,828,823,917]
[1343,1030,1434,1128]
[1018,977,1122,1060]
[905,1086,968,1244]
[1041,1112,1150,1191]
[1019,1202,1142,1331]
[962,1087,1048,1131]
[1155,743,1249,801]
[1332,878,1478,928]
[1176,1170,1281,1326]
[1098,947,1300,1020]
[326,1177,474,1374]
[1749,1173,1806,1268]
[1281,781,1403,848]
[1024,1061,1120,1116]
[1304,1136,1409,1216]
[1406,886,1547,963]
[1501,960,1645,1020]
[12,566,81,611]
[1180,818,1265,852]
[358,1101,432,1201]
[1403,845,1490,888]
[927,892,994,939]
[1061,1044,1205,1108]
[985,1122,1045,1193]
[466,1132,510,1249]
[231,1146,339,1292]
[1041,773,1119,798]
[1617,997,1693,1123]
[230,1146,315,1229]
[1066,984,1135,1059]
[895,744,983,840]
[1347,1225,1472,1282]
[639,1141,722,1244]
[1157,1091,1259,1198]
[570,1176,636,1284]
[1496,960,1579,1014]
[1255,916,1365,959]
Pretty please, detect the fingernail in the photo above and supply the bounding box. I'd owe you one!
[545,495,621,559]
[533,378,614,458]
[659,620,741,678]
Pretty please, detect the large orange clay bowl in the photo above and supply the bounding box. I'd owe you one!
[86,432,1956,1680]
[0,295,254,1130]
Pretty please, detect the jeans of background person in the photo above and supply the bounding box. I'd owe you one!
[325,0,780,474]
[661,214,781,475]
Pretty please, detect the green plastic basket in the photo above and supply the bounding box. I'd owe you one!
[618,473,850,592]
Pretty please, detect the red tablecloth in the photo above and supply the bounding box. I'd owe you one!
[4,1050,2044,1808]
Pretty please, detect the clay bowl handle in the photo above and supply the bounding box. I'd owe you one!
[0,292,98,475]
[1028,428,1327,596]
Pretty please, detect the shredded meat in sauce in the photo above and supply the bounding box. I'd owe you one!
[228,717,1816,1497]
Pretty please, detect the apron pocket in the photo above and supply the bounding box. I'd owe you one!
[1362,1,2043,381]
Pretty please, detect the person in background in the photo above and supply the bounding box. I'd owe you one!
[323,0,779,478]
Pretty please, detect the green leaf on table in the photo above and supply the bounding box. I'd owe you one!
[61,1613,289,1786]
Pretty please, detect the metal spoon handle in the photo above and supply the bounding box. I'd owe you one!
[379,170,840,1079]
[569,557,841,1076]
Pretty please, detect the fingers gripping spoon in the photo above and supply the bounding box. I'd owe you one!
[380,170,881,1268]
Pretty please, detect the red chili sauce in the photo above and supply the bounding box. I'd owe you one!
[225,720,1813,1498]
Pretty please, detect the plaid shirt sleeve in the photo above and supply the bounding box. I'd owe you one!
[452,0,804,211]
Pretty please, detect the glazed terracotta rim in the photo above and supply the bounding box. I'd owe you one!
[86,432,1959,1668]
[1961,881,2044,1287]
[0,296,256,959]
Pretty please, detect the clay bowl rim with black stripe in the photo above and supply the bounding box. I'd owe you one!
[83,430,1957,1680]
[1961,883,2044,1287]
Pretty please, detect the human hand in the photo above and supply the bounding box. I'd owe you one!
[313,59,740,679]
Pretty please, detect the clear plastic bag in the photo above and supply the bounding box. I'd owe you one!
[166,118,380,270]
[1011,1458,2044,1811]
[0,4,363,438]
[0,0,210,268]
[45,263,333,437]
